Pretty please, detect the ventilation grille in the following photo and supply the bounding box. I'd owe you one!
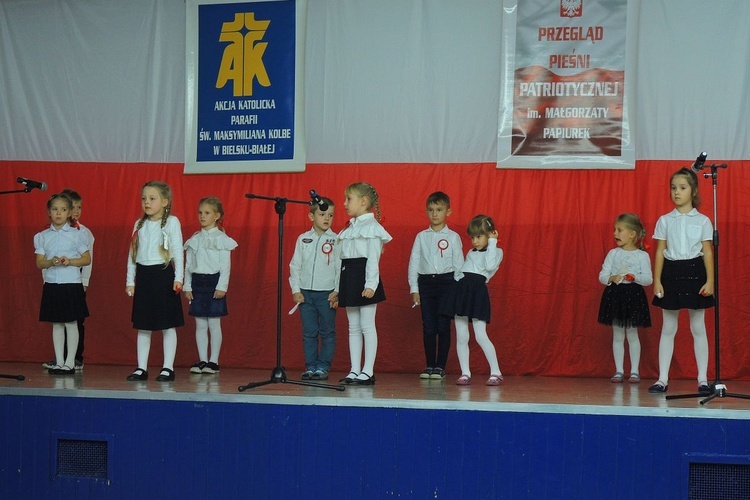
[56,438,109,479]
[689,462,750,500]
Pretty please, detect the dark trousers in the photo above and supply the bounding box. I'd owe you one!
[418,273,454,369]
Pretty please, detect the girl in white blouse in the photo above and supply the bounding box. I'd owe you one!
[649,168,714,394]
[125,181,184,382]
[329,182,392,386]
[184,197,238,375]
[597,213,652,384]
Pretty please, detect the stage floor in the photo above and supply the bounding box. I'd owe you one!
[2,362,750,419]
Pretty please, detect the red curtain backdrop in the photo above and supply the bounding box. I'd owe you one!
[2,160,749,380]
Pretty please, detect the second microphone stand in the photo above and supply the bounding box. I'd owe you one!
[666,163,750,404]
[239,193,344,392]
[0,184,34,381]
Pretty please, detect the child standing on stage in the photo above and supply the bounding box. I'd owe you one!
[408,191,463,379]
[289,197,337,381]
[649,168,715,394]
[597,213,652,384]
[442,214,503,386]
[42,188,94,372]
[329,182,391,386]
[184,196,238,375]
[125,181,184,382]
[35,193,91,375]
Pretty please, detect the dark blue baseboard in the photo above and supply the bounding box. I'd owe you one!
[2,394,750,499]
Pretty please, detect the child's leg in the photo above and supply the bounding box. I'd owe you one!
[315,292,336,372]
[75,317,85,365]
[52,323,66,366]
[63,321,79,369]
[357,303,378,378]
[472,319,501,375]
[688,309,709,383]
[195,317,209,362]
[136,330,152,370]
[299,294,320,370]
[346,307,363,374]
[455,316,471,376]
[625,327,641,375]
[207,317,223,364]
[657,309,680,383]
[419,282,439,368]
[612,325,626,374]
[435,313,452,370]
[162,328,177,370]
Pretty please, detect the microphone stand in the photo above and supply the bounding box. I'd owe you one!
[239,193,344,392]
[667,163,750,404]
[0,184,33,380]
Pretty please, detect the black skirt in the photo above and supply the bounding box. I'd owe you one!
[188,273,228,317]
[652,257,715,310]
[39,283,89,323]
[598,283,651,328]
[338,257,386,307]
[132,263,185,330]
[441,272,491,323]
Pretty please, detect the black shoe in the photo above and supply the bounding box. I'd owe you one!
[648,381,668,393]
[429,368,446,379]
[339,371,358,384]
[52,365,75,375]
[201,362,220,374]
[352,373,376,386]
[126,368,148,381]
[190,361,207,374]
[155,368,175,382]
[698,382,712,394]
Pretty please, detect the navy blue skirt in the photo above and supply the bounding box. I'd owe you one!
[441,273,491,323]
[188,273,228,317]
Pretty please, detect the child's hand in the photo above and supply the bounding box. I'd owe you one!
[411,292,420,307]
[60,256,69,266]
[653,283,664,298]
[699,283,714,296]
[185,291,193,301]
[362,288,375,299]
[126,286,135,297]
[328,291,339,308]
[173,281,182,294]
[292,292,304,304]
[213,290,226,299]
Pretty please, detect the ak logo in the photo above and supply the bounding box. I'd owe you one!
[216,12,271,97]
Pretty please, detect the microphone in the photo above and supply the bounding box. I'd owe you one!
[17,177,48,191]
[309,190,329,211]
[691,152,708,173]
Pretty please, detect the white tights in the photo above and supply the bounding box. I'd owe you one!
[195,317,223,363]
[612,326,641,375]
[137,328,177,371]
[658,309,709,383]
[455,316,501,377]
[52,322,78,368]
[346,304,378,379]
